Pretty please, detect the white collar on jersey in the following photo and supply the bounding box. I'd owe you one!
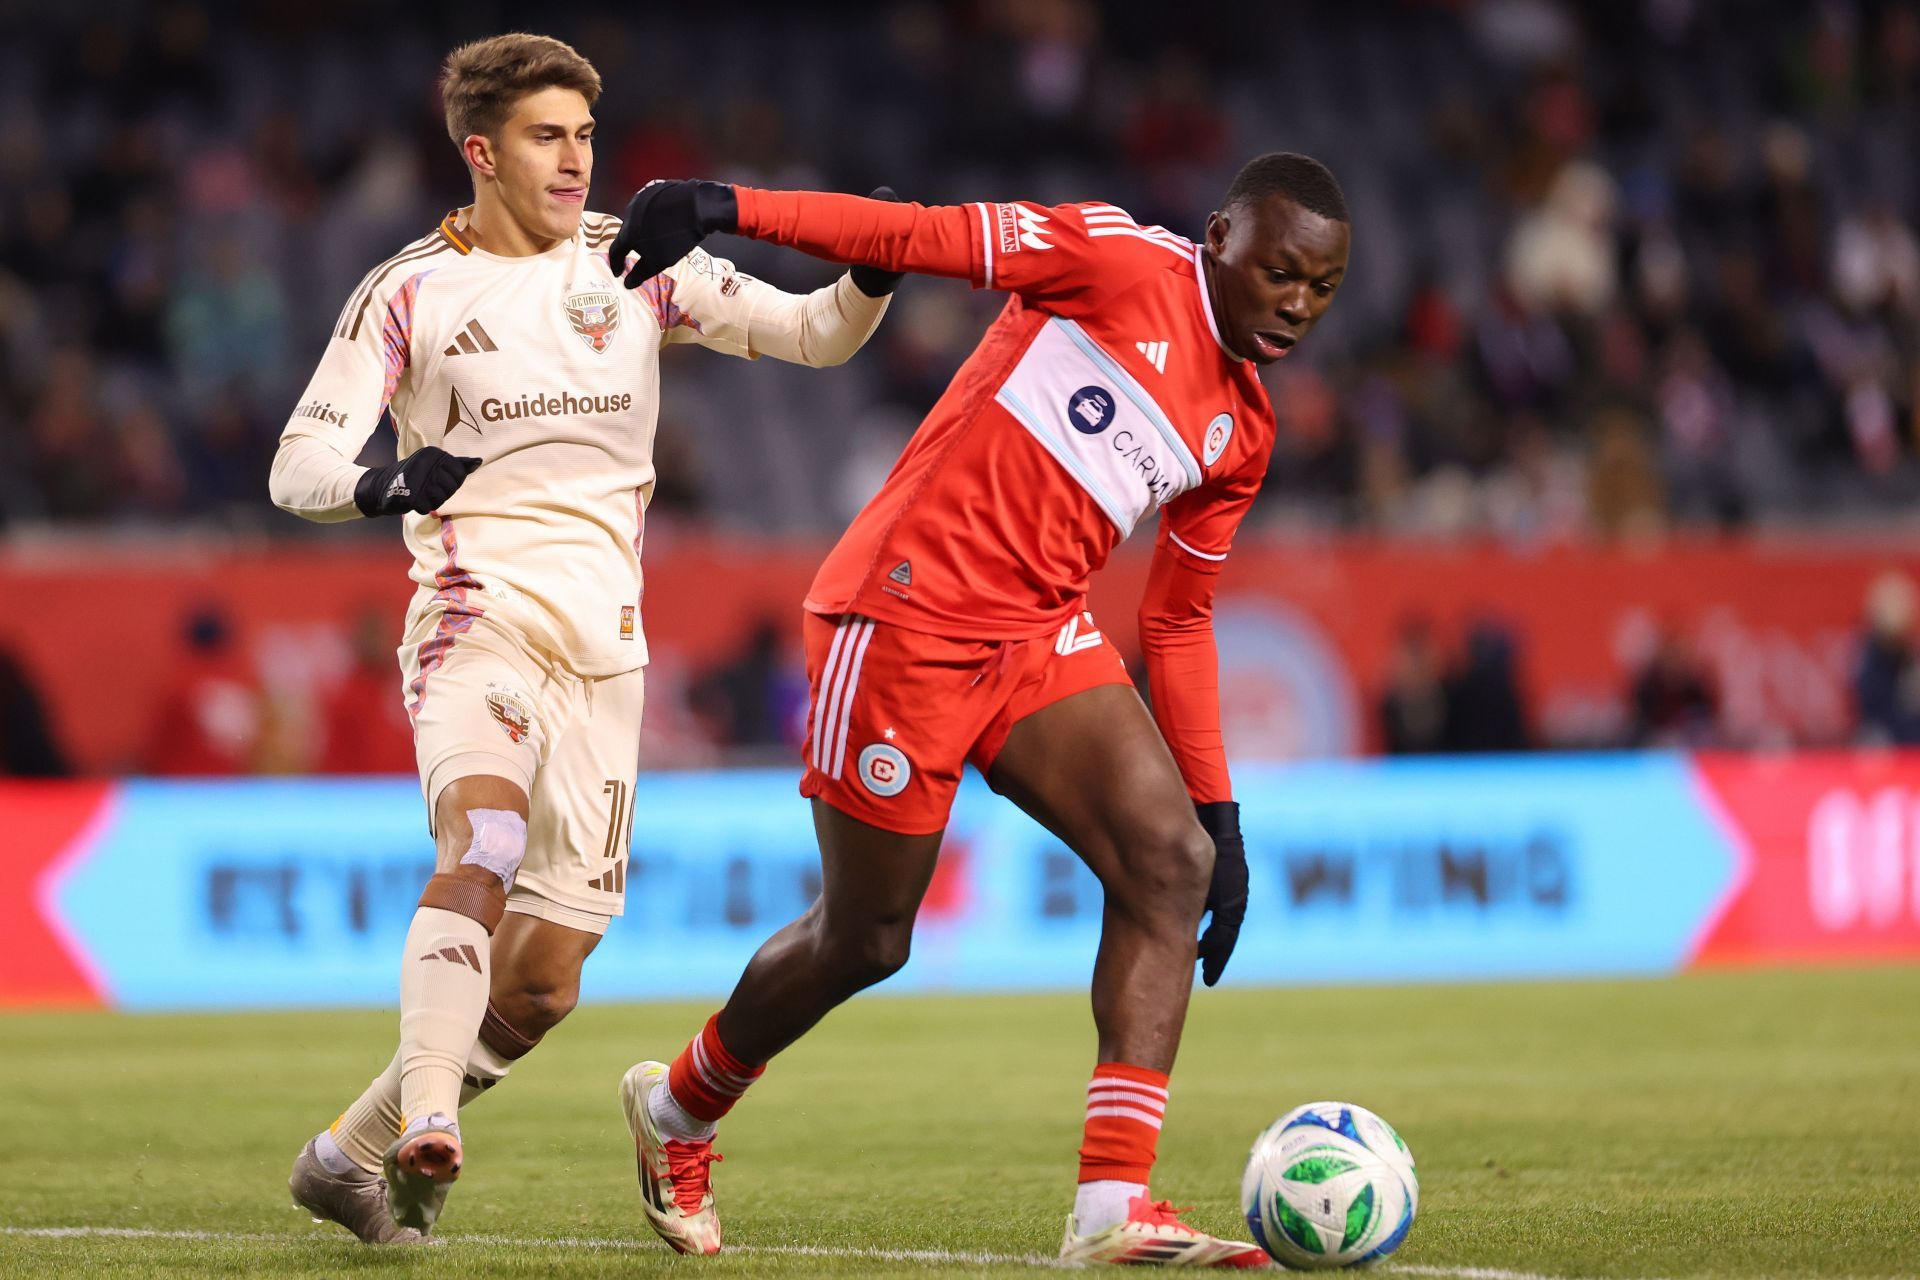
[1191,244,1243,363]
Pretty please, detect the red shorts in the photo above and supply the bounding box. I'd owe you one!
[799,609,1132,835]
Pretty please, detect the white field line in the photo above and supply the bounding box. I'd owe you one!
[0,1225,1658,1279]
[16,1226,1043,1266]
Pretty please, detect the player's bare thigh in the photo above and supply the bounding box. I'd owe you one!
[985,683,1210,897]
[810,798,944,934]
[987,684,1211,1068]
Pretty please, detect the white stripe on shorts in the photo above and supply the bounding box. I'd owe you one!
[814,615,875,779]
[829,619,878,779]
[811,619,858,772]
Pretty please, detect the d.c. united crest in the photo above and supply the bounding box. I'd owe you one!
[564,287,620,353]
[486,689,533,744]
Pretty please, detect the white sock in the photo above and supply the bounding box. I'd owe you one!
[459,1039,515,1108]
[328,1051,404,1174]
[327,1033,516,1175]
[397,906,491,1124]
[312,1128,360,1177]
[1075,1179,1147,1234]
[648,1077,717,1142]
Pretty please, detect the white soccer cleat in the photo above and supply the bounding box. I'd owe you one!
[1060,1194,1272,1268]
[620,1060,723,1255]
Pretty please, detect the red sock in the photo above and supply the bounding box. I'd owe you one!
[1077,1062,1168,1185]
[666,1013,765,1124]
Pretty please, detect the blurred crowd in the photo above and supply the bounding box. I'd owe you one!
[5,1,1920,538]
[12,0,1920,774]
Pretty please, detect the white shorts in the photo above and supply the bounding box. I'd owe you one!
[399,602,643,932]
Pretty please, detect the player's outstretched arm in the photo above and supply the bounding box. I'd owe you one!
[652,187,901,368]
[733,185,990,283]
[842,186,906,299]
[609,180,1010,289]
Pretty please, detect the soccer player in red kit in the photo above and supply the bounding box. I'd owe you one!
[606,155,1349,1265]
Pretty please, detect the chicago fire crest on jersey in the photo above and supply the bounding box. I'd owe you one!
[564,287,620,353]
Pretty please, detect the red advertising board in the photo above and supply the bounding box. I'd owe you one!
[1691,752,1920,965]
[6,534,1919,774]
[0,781,113,1007]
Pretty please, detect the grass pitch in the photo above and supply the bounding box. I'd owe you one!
[1,967,1916,1278]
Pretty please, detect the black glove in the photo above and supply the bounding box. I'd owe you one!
[848,186,905,298]
[354,446,480,518]
[1195,800,1248,987]
[608,179,739,288]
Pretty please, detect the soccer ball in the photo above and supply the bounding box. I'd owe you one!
[1240,1101,1418,1268]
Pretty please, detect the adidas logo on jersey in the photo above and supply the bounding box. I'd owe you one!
[1135,340,1169,373]
[889,561,913,586]
[443,318,498,356]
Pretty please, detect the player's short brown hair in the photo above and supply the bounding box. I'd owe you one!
[439,33,602,145]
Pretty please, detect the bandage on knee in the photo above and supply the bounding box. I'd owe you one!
[419,808,526,932]
[459,808,528,890]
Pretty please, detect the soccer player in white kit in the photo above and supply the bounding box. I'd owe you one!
[269,33,894,1240]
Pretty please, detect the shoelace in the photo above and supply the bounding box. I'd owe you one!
[1132,1197,1200,1235]
[662,1139,723,1217]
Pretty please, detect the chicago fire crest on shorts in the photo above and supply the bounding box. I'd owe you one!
[857,742,912,797]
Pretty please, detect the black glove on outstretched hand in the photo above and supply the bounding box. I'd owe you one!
[608,179,739,287]
[1195,799,1249,987]
[848,186,905,298]
[354,446,480,518]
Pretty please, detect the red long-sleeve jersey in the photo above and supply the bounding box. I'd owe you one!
[735,187,1277,801]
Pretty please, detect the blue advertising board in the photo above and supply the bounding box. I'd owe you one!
[18,756,1742,1010]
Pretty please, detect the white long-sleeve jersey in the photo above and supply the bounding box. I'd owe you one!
[269,208,888,675]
